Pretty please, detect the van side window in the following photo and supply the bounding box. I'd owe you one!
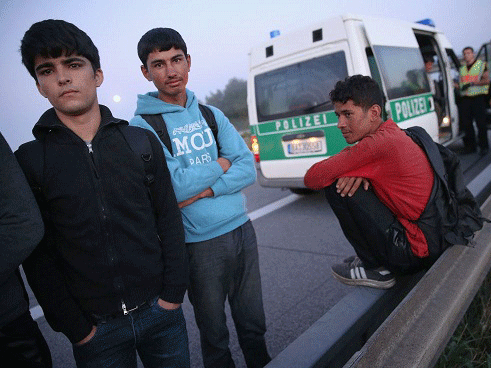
[366,48,384,90]
[254,51,348,122]
[366,48,388,121]
[373,46,430,100]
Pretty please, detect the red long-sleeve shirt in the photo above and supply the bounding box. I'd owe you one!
[304,119,434,257]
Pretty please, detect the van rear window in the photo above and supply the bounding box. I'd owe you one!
[373,46,430,100]
[254,51,348,122]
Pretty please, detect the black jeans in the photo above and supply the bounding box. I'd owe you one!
[0,311,52,368]
[187,221,270,368]
[325,184,426,274]
[459,94,489,151]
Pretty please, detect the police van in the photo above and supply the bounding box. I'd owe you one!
[247,14,463,193]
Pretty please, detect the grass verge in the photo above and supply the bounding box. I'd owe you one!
[435,270,491,367]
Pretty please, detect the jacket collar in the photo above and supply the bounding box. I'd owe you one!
[32,105,127,141]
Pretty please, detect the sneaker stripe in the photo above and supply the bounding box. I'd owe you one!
[350,266,368,280]
[360,266,367,279]
[355,267,362,279]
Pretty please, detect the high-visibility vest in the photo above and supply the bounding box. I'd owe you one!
[459,59,489,97]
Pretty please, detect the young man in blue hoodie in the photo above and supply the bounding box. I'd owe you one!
[130,28,271,368]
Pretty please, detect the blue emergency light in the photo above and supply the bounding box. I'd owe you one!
[416,19,435,27]
[270,30,280,38]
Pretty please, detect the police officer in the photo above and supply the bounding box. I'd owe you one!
[458,46,490,155]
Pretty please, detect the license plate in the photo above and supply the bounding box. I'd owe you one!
[281,131,327,157]
[287,140,323,154]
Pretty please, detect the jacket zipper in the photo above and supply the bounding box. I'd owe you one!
[87,139,126,306]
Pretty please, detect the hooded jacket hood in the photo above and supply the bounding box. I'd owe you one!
[135,89,197,116]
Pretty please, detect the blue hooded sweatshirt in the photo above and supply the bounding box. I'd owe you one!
[130,89,256,242]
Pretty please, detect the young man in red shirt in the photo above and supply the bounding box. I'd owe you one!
[304,75,439,289]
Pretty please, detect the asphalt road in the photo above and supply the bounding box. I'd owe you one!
[24,137,491,367]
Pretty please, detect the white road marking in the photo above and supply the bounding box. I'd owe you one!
[248,194,301,221]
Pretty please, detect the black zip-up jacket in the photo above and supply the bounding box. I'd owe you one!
[0,132,44,328]
[15,105,187,344]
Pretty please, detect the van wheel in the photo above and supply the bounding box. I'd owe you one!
[290,188,315,195]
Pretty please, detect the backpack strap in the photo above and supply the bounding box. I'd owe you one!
[14,139,51,223]
[405,126,448,193]
[140,114,173,155]
[140,103,220,155]
[119,125,155,187]
[15,139,45,197]
[198,103,220,151]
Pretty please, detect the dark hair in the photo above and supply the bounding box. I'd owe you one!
[462,46,474,54]
[21,19,100,81]
[423,54,434,64]
[138,28,187,68]
[329,75,384,111]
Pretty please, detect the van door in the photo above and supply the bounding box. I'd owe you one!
[415,32,459,143]
[362,18,439,141]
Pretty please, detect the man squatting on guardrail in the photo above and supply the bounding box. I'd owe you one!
[304,75,486,289]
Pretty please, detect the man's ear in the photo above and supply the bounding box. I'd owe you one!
[141,65,152,81]
[186,54,191,71]
[369,104,382,120]
[95,69,104,87]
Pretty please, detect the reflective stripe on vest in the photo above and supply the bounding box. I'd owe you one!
[459,60,489,96]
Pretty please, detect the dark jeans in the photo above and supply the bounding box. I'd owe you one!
[72,297,189,368]
[325,184,426,274]
[186,220,271,368]
[460,94,489,151]
[0,311,52,368]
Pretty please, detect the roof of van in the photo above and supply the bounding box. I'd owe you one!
[248,14,446,68]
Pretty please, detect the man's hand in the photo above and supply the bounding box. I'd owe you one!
[158,298,181,310]
[336,177,369,197]
[75,326,97,346]
[217,157,231,173]
[178,187,214,208]
[178,157,230,209]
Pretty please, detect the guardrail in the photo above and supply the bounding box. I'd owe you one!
[265,162,491,368]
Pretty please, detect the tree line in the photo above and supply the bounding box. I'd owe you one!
[204,78,249,132]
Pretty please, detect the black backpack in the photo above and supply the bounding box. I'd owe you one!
[405,126,487,246]
[140,104,219,155]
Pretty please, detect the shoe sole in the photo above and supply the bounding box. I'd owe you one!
[331,270,396,289]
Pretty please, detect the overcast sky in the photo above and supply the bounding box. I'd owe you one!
[1,0,490,150]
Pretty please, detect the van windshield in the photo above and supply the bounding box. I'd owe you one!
[254,51,348,122]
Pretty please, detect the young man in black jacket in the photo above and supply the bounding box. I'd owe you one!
[0,132,51,367]
[15,20,190,367]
